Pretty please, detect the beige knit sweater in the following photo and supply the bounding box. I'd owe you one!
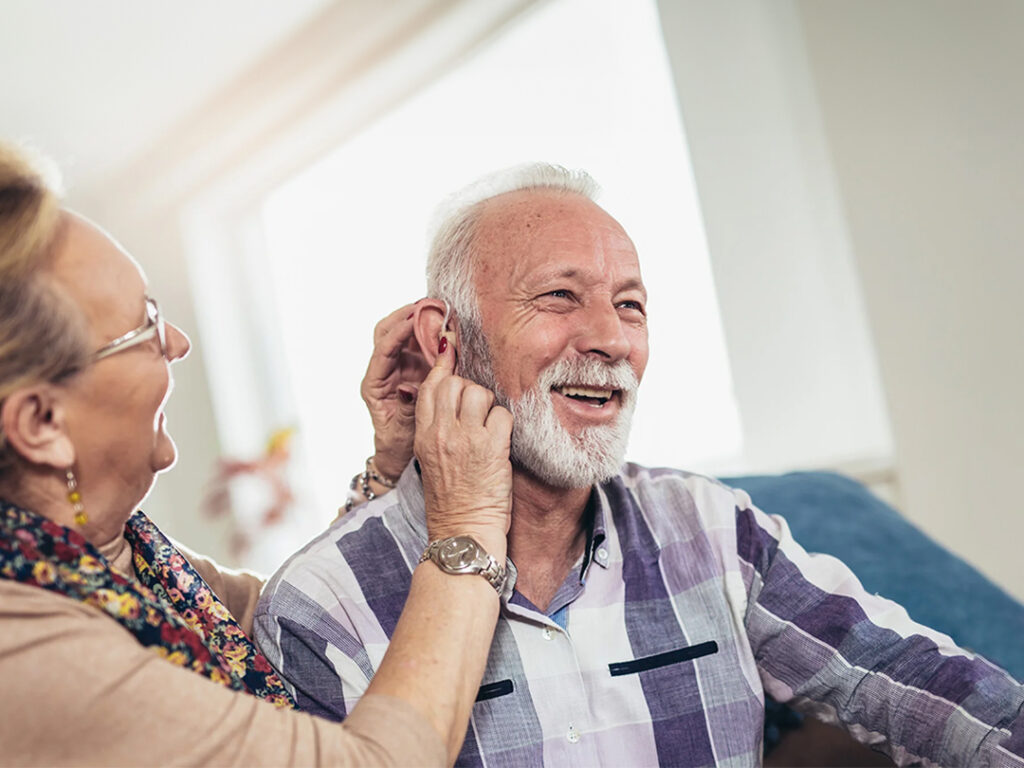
[0,543,444,767]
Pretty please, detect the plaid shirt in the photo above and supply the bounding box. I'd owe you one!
[254,464,1024,767]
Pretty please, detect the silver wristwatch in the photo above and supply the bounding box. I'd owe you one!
[419,535,507,593]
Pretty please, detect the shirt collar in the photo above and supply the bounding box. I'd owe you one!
[395,460,429,543]
[579,486,610,578]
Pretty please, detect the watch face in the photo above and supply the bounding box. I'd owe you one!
[439,536,481,570]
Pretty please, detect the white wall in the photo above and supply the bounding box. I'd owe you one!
[655,0,893,478]
[798,0,1024,601]
[658,0,1022,600]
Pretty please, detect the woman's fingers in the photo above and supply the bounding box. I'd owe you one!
[415,331,457,427]
[484,404,513,440]
[360,302,431,482]
[458,384,495,425]
[373,302,418,346]
[362,302,418,406]
[419,368,498,430]
[364,303,418,385]
[403,308,512,545]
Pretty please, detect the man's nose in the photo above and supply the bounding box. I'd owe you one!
[166,322,192,362]
[574,301,631,361]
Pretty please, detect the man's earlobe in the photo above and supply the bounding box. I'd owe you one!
[0,388,76,469]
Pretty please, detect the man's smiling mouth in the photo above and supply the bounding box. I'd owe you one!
[554,385,616,407]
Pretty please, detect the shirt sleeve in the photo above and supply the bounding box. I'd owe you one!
[0,580,445,767]
[253,571,377,722]
[733,491,1024,766]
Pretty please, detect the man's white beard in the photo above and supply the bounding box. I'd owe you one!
[458,324,638,488]
[506,357,638,488]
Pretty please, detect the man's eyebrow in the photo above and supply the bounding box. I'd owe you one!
[532,268,647,293]
[535,267,584,281]
[615,278,648,299]
[524,267,585,289]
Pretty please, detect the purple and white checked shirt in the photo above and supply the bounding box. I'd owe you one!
[254,464,1024,766]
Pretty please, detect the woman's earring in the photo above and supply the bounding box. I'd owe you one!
[66,469,87,526]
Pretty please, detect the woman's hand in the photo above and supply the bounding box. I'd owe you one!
[369,340,511,763]
[360,303,432,481]
[414,336,513,557]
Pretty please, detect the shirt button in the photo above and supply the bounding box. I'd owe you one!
[596,548,608,562]
[542,627,553,640]
[567,725,580,744]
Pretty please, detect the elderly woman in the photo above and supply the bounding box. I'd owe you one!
[0,141,513,766]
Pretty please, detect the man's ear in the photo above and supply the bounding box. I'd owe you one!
[0,386,76,470]
[413,298,456,366]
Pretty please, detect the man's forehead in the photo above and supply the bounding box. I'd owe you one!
[472,189,639,267]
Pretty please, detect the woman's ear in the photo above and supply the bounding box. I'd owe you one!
[0,386,76,469]
[413,298,456,366]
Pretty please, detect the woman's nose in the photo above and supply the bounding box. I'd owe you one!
[165,322,191,362]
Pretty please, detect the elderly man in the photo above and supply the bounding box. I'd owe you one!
[255,165,1024,767]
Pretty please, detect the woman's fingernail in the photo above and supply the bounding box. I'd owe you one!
[438,336,448,354]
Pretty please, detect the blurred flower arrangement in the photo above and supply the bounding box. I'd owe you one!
[201,427,297,558]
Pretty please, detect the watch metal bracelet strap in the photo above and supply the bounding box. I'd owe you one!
[420,536,507,593]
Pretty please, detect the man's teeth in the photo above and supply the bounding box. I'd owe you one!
[557,386,614,400]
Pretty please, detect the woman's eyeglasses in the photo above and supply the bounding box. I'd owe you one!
[92,297,167,362]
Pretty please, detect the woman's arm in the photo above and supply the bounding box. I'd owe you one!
[363,338,513,761]
[46,305,505,768]
[2,339,509,766]
[0,580,446,767]
[192,334,509,763]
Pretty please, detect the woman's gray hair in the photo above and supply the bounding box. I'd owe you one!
[0,141,89,475]
[425,163,600,330]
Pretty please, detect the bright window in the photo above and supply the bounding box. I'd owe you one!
[248,0,740,568]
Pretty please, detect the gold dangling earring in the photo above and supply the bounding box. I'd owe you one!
[66,469,87,526]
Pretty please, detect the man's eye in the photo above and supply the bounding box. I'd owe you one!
[618,300,645,314]
[546,290,572,299]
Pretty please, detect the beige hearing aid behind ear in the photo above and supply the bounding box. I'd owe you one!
[440,300,457,349]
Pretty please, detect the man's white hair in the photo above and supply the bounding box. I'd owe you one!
[425,162,600,328]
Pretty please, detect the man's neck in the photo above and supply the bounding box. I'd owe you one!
[507,469,592,613]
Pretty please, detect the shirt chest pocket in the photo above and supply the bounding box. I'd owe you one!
[608,640,719,677]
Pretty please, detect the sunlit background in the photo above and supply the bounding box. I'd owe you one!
[256,0,739,527]
[183,0,745,568]
[3,0,1021,599]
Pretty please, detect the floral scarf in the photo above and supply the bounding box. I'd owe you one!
[0,499,295,709]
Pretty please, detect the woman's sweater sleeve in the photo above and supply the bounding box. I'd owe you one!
[0,580,446,766]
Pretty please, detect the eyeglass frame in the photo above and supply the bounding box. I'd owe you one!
[91,297,167,362]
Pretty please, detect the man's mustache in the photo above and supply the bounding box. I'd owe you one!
[536,356,639,394]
